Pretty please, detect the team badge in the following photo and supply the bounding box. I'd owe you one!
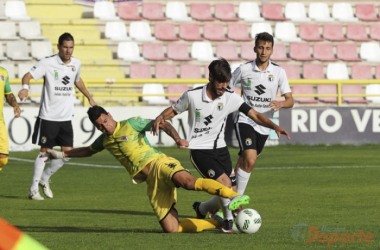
[41,136,47,144]
[247,79,252,90]
[195,109,201,122]
[71,66,76,72]
[208,169,215,178]
[245,138,252,146]
[268,74,274,81]
[0,75,4,82]
[121,136,128,141]
[217,103,224,111]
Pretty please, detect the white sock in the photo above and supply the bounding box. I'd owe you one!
[199,196,220,215]
[236,168,251,195]
[218,197,233,221]
[30,152,47,192]
[41,158,68,182]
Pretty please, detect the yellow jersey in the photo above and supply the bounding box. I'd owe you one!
[0,67,11,123]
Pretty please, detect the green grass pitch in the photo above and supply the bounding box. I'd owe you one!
[1,145,379,250]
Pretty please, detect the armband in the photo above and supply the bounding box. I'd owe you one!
[239,103,251,116]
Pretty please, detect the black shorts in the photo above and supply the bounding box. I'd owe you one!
[235,123,268,156]
[32,118,74,148]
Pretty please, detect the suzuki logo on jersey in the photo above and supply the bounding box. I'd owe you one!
[254,84,266,95]
[62,76,70,85]
[204,115,213,126]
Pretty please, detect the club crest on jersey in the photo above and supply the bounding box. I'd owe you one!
[70,65,76,72]
[245,138,252,146]
[41,136,47,144]
[217,103,224,111]
[120,136,128,141]
[0,75,4,82]
[268,74,274,82]
[208,169,215,178]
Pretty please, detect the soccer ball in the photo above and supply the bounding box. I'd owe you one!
[235,208,262,234]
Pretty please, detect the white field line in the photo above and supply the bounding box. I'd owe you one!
[8,157,379,171]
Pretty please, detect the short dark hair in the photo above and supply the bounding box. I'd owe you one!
[254,32,274,48]
[58,33,74,45]
[87,106,108,124]
[208,58,231,83]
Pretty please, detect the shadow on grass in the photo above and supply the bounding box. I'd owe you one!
[23,208,155,216]
[16,225,162,233]
[0,195,23,199]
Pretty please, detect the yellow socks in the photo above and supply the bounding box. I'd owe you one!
[194,178,239,199]
[178,218,220,232]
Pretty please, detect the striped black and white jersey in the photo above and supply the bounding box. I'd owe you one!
[172,84,244,149]
[229,60,291,135]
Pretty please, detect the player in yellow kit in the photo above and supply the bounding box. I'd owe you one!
[46,105,249,233]
[0,67,21,171]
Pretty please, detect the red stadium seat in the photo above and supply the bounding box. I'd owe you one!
[154,23,179,41]
[289,43,314,61]
[214,4,239,21]
[262,3,287,21]
[216,43,240,61]
[342,85,368,103]
[167,84,189,103]
[292,85,319,103]
[271,43,290,62]
[240,44,256,61]
[118,2,142,20]
[355,4,380,21]
[179,23,203,41]
[336,43,362,62]
[204,65,209,78]
[190,3,214,21]
[351,65,372,79]
[317,85,337,103]
[303,64,324,79]
[322,24,347,41]
[142,2,166,21]
[346,24,371,42]
[280,64,300,79]
[370,24,380,41]
[313,44,338,62]
[227,23,252,41]
[130,64,152,78]
[155,64,177,79]
[142,43,167,61]
[299,24,324,42]
[167,43,191,61]
[180,64,202,78]
[203,23,228,41]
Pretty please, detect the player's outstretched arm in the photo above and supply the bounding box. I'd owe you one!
[19,73,33,101]
[151,106,178,136]
[157,120,189,149]
[46,147,96,159]
[75,78,97,106]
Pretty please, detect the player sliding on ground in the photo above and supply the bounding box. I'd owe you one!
[45,105,249,233]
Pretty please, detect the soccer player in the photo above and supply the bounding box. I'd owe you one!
[152,58,290,233]
[18,33,96,200]
[0,67,21,171]
[230,32,294,199]
[45,105,249,233]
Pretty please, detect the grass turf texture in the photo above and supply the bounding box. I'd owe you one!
[1,145,379,250]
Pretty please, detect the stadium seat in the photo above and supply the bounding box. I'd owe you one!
[285,2,310,22]
[275,22,301,42]
[326,63,349,79]
[191,42,217,62]
[262,3,287,21]
[190,3,214,21]
[313,44,338,62]
[317,85,337,103]
[0,2,6,20]
[105,22,130,41]
[165,2,192,22]
[360,42,380,62]
[154,23,179,41]
[204,23,228,41]
[216,43,240,61]
[167,84,189,103]
[142,43,167,61]
[251,23,273,38]
[31,41,53,60]
[322,24,347,41]
[227,23,252,41]
[365,84,380,103]
[299,24,324,42]
[376,65,380,79]
[351,65,372,79]
[6,41,31,61]
[142,84,170,105]
[238,2,264,22]
[356,4,380,21]
[214,3,239,21]
[336,44,362,62]
[4,1,31,20]
[19,22,44,40]
[204,65,209,78]
[2,63,15,78]
[303,64,324,79]
[0,22,19,40]
[292,85,318,103]
[346,24,371,41]
[240,44,256,61]
[280,64,300,79]
[117,42,144,62]
[180,64,202,78]
[129,64,152,78]
[18,63,34,80]
[155,64,177,79]
[289,43,314,61]
[342,85,368,103]
[118,2,142,20]
[332,3,358,22]
[370,24,380,41]
[129,21,155,41]
[167,43,191,61]
[179,23,203,41]
[142,2,166,21]
[308,2,334,22]
[93,1,119,21]
[271,43,290,62]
